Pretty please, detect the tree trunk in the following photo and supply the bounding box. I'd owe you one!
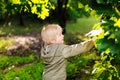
[57,0,68,34]
[3,13,11,26]
[18,11,24,26]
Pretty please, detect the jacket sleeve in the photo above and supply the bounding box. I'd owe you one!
[62,39,94,58]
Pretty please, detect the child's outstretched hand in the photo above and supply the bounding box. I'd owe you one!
[85,29,102,43]
[85,28,102,37]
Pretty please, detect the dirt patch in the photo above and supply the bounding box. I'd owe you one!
[1,33,43,56]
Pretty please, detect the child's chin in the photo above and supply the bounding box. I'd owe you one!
[61,41,64,44]
[58,42,63,44]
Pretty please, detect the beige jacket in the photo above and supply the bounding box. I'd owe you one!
[41,40,94,80]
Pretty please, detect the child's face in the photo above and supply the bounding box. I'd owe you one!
[55,30,64,44]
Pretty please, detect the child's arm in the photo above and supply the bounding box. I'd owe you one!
[62,39,94,58]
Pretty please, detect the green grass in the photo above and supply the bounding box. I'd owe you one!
[65,17,99,44]
[0,54,35,69]
[66,17,99,34]
[0,26,42,35]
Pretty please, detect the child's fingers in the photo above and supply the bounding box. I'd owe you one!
[85,29,102,37]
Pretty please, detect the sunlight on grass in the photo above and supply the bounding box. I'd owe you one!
[66,17,100,34]
[0,38,14,51]
[65,17,100,43]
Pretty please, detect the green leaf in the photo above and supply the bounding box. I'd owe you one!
[31,5,37,14]
[85,5,90,12]
[114,19,120,27]
[20,0,26,3]
[107,0,113,4]
[97,39,110,51]
[97,38,114,52]
[114,29,120,42]
[10,0,21,4]
[78,2,84,9]
[110,44,120,56]
[90,10,96,17]
[101,20,115,27]
[96,0,105,4]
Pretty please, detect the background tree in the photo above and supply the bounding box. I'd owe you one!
[0,0,91,33]
[0,0,13,26]
[0,0,54,26]
[57,0,68,34]
[52,0,90,34]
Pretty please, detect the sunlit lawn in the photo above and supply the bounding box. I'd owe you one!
[66,17,99,34]
[65,17,99,43]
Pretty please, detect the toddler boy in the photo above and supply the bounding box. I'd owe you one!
[41,24,95,80]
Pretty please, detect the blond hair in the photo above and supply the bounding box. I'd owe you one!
[41,24,62,44]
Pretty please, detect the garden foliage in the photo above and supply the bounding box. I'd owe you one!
[1,0,120,80]
[85,0,120,79]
